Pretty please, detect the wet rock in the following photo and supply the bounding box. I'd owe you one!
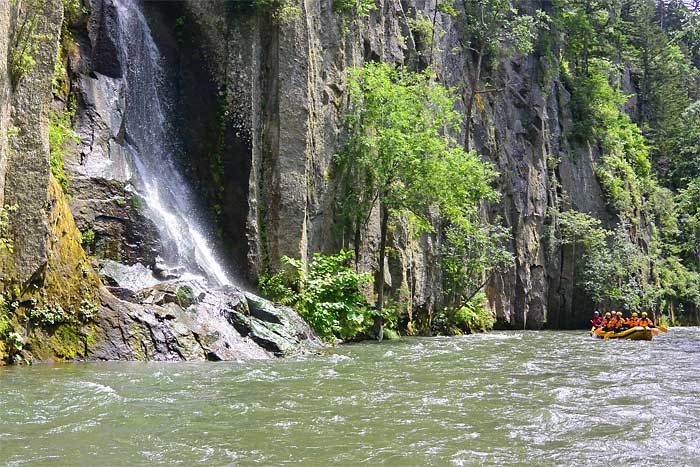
[89,0,125,78]
[100,260,159,292]
[153,257,186,281]
[89,282,321,362]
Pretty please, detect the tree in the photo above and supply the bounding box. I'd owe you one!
[558,210,660,311]
[622,1,695,178]
[441,222,512,306]
[554,0,621,73]
[669,101,700,187]
[339,62,500,337]
[558,209,612,303]
[457,0,544,150]
[675,178,700,270]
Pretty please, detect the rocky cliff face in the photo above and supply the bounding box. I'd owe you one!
[1,0,63,285]
[175,0,611,329]
[0,0,321,364]
[1,0,621,364]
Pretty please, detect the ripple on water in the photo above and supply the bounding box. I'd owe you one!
[2,329,700,466]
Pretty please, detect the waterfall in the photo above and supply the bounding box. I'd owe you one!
[114,0,232,286]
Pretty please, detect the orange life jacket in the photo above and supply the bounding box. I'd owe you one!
[639,317,654,327]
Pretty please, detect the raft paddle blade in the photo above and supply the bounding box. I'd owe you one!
[657,325,668,332]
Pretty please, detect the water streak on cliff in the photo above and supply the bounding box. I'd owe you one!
[114,0,230,286]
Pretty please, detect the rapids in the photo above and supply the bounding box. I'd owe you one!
[1,329,699,466]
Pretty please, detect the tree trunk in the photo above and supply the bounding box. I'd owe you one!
[465,94,474,152]
[374,203,390,341]
[353,212,362,269]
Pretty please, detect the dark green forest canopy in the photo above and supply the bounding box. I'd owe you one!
[541,0,700,321]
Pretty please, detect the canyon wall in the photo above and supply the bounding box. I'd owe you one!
[1,0,624,362]
[178,0,611,329]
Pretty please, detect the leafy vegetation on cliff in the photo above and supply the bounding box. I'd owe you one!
[551,0,700,323]
[337,63,511,335]
[260,250,375,341]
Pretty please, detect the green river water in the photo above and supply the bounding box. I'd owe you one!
[1,329,699,466]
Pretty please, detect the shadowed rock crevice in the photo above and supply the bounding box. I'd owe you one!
[141,2,253,281]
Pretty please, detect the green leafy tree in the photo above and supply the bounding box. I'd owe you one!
[339,62,501,337]
[558,210,665,312]
[622,1,695,179]
[441,223,512,305]
[558,209,612,303]
[669,101,700,187]
[675,178,700,270]
[554,0,622,74]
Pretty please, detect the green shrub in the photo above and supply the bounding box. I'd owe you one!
[260,250,374,341]
[432,293,494,335]
[0,296,19,339]
[453,293,495,333]
[333,0,376,17]
[80,228,95,249]
[78,299,99,321]
[254,0,301,23]
[408,11,435,47]
[27,303,69,326]
[258,271,297,306]
[62,0,82,22]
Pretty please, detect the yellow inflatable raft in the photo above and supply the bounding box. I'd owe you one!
[591,326,654,341]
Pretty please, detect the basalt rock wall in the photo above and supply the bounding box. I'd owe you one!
[0,0,321,364]
[180,0,611,329]
[2,0,616,342]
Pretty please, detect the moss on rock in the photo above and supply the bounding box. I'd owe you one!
[2,178,103,364]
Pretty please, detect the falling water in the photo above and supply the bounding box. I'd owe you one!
[113,0,231,286]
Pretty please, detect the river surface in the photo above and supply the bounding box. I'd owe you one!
[1,329,699,466]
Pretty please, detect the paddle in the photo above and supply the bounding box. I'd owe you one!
[651,328,660,336]
[656,325,668,333]
[603,331,615,340]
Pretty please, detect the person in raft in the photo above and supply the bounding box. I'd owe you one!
[614,311,625,329]
[638,311,655,328]
[625,311,639,328]
[596,311,624,331]
[592,310,657,332]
